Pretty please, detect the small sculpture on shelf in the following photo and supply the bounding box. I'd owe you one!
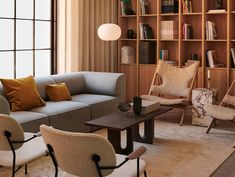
[215,0,223,9]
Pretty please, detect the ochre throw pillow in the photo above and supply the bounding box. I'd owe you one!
[46,83,71,101]
[0,76,46,111]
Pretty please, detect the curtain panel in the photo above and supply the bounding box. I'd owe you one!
[57,0,118,73]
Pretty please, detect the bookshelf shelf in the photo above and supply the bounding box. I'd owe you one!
[160,13,179,16]
[182,39,202,42]
[140,39,157,41]
[120,39,137,41]
[140,14,157,17]
[120,15,137,18]
[118,0,234,101]
[182,13,202,16]
[120,63,137,66]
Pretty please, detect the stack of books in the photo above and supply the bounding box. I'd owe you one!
[120,0,134,15]
[160,21,178,40]
[139,0,150,14]
[159,50,169,60]
[182,0,192,13]
[206,50,223,68]
[182,23,193,39]
[161,0,179,13]
[231,48,235,67]
[121,46,136,64]
[206,21,218,40]
[165,60,178,66]
[207,9,226,14]
[139,23,154,39]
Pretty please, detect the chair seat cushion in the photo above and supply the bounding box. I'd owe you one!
[204,104,235,120]
[142,95,186,105]
[62,154,146,177]
[0,133,47,167]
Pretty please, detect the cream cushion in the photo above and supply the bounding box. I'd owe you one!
[151,61,198,97]
[205,104,235,120]
[0,133,47,167]
[63,154,146,177]
[142,95,186,105]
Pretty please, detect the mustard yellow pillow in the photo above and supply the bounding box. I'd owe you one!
[0,76,46,111]
[46,83,71,101]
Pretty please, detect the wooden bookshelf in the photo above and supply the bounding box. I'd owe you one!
[118,0,235,101]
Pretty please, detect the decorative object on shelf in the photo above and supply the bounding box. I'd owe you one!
[139,0,150,14]
[139,23,154,39]
[118,102,131,112]
[161,0,179,13]
[139,41,156,64]
[191,53,198,60]
[182,0,192,13]
[192,88,219,126]
[160,20,178,40]
[133,96,142,115]
[160,50,169,60]
[121,46,136,64]
[183,23,193,39]
[98,23,121,41]
[121,0,135,15]
[205,21,217,40]
[206,50,224,68]
[215,0,223,10]
[127,29,137,39]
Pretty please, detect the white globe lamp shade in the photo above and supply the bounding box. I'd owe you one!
[98,23,121,41]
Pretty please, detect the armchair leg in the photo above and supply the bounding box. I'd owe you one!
[144,170,148,177]
[25,164,28,174]
[206,118,216,134]
[180,107,187,126]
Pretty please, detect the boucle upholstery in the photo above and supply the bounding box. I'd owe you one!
[151,60,198,97]
[0,132,47,167]
[0,114,24,150]
[205,104,235,120]
[62,154,146,177]
[141,95,186,105]
[40,125,116,177]
[224,95,235,106]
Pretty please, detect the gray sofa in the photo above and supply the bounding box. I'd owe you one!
[0,72,126,133]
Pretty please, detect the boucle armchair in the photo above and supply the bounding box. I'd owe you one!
[205,80,235,147]
[40,125,147,177]
[142,60,199,125]
[0,114,48,177]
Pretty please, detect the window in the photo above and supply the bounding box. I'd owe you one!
[0,0,56,79]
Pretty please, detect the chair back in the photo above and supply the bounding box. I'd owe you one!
[221,80,235,106]
[150,60,199,97]
[0,114,24,151]
[40,125,116,177]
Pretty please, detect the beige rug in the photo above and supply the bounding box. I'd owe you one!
[0,119,234,177]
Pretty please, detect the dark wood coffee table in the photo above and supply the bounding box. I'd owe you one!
[85,106,172,155]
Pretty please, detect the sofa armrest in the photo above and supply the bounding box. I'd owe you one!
[83,72,126,102]
[0,95,10,115]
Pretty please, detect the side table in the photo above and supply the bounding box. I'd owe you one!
[192,88,219,126]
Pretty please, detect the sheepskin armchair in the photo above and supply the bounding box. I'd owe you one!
[40,125,147,177]
[0,114,47,177]
[205,80,235,148]
[142,60,199,125]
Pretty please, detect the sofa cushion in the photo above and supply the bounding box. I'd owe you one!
[46,83,71,101]
[71,94,119,119]
[35,76,56,101]
[10,111,48,132]
[0,76,46,111]
[51,73,85,95]
[30,101,88,116]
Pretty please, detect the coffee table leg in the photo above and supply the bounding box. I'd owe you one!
[107,128,133,155]
[133,119,154,144]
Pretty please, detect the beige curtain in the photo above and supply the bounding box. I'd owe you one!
[57,0,118,73]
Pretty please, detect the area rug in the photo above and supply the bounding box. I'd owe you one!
[0,119,234,177]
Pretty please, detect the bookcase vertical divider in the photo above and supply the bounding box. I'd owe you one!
[227,0,231,86]
[179,0,182,67]
[137,0,140,96]
[202,0,206,87]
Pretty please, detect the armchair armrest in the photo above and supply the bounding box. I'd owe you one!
[126,146,147,160]
[0,95,10,115]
